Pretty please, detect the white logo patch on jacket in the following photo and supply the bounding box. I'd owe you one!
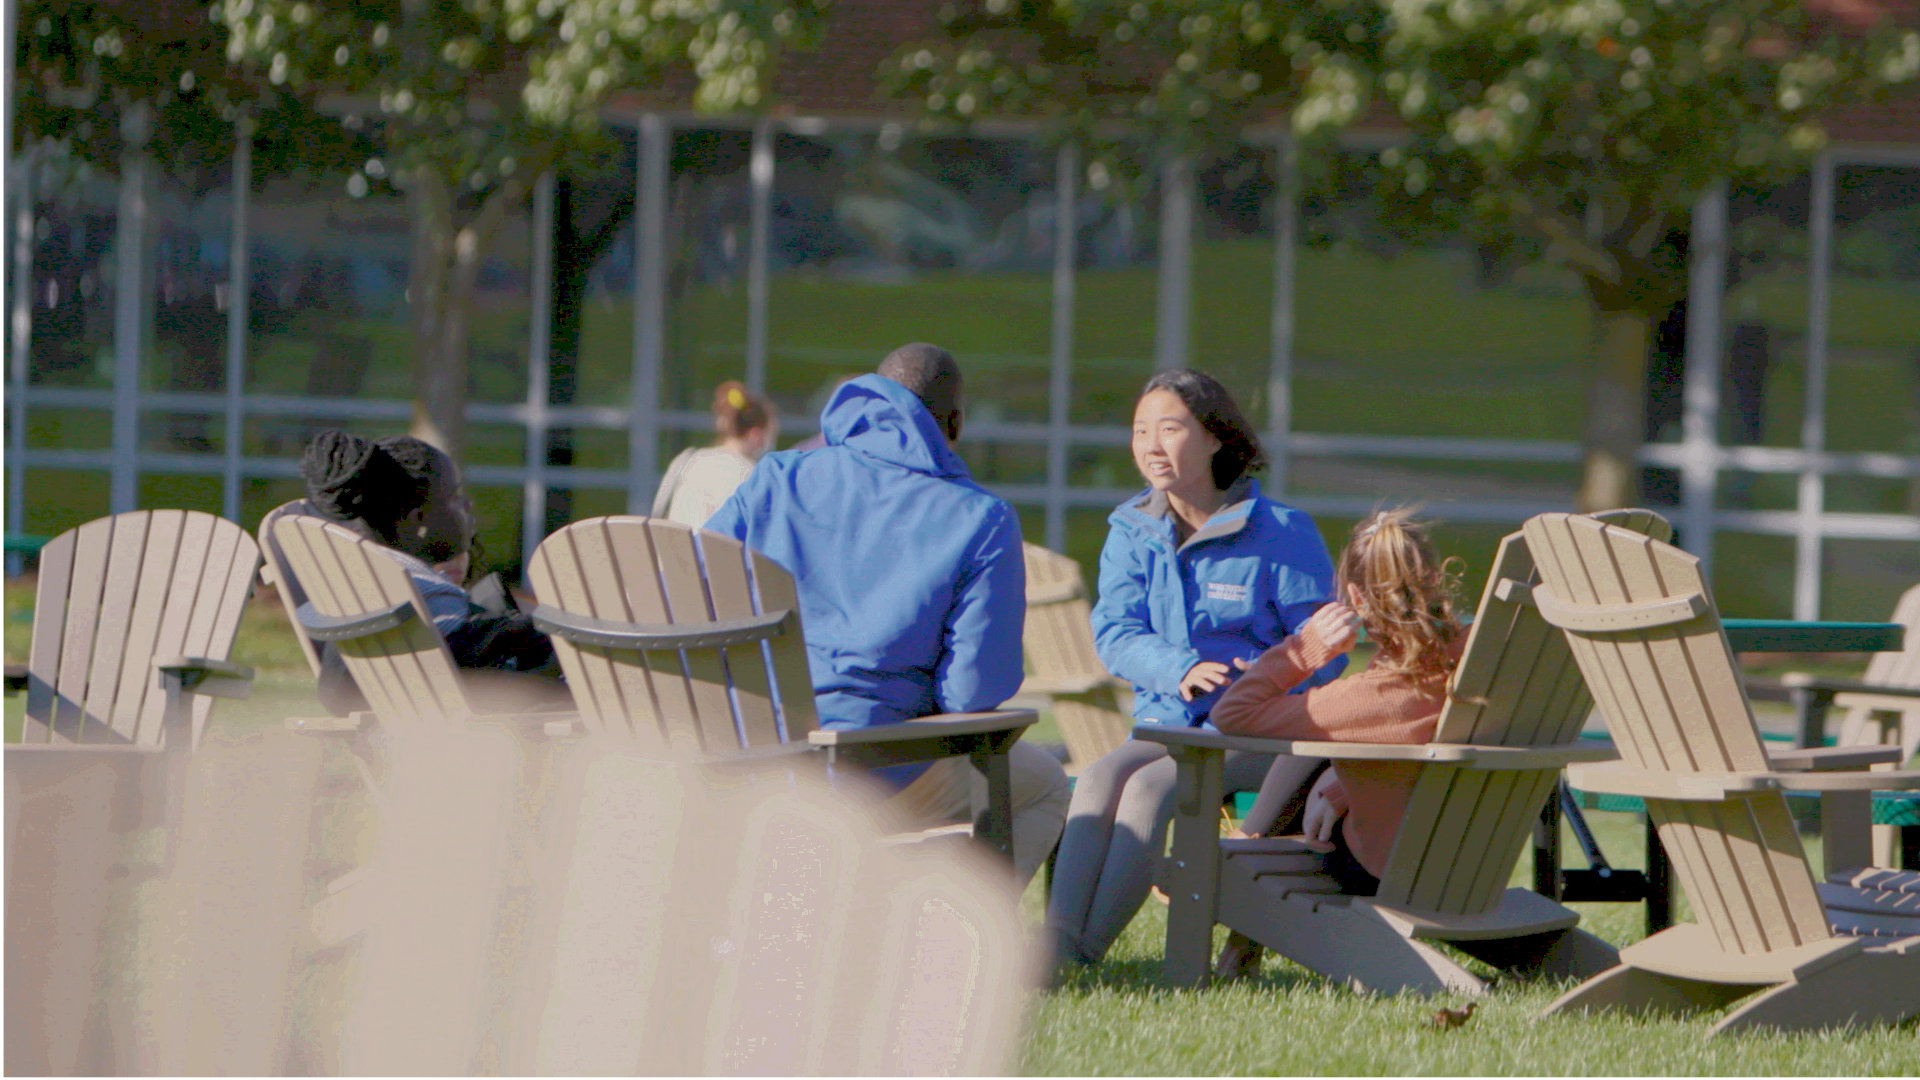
[1204,581,1251,604]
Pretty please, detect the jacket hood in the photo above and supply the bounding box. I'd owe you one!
[821,373,971,479]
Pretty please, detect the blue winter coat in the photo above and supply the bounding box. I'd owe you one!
[706,374,1027,735]
[1092,479,1344,726]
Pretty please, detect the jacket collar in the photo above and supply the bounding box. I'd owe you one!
[1130,476,1259,552]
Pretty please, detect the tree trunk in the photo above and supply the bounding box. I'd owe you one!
[1577,304,1655,514]
[405,169,526,461]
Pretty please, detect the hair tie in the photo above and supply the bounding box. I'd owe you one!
[726,387,747,410]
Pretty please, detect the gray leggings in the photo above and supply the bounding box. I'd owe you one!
[1045,739,1321,964]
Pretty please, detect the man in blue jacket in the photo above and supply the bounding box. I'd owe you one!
[706,344,1070,884]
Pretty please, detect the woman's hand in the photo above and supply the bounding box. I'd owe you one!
[1301,769,1350,851]
[1302,601,1361,657]
[1178,657,1249,701]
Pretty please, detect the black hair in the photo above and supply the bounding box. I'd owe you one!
[299,429,453,541]
[876,342,962,430]
[1139,370,1267,490]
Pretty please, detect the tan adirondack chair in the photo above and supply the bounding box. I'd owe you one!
[1743,583,1920,867]
[1526,511,1920,1035]
[257,499,328,677]
[523,515,1038,858]
[1829,582,1920,764]
[268,513,570,947]
[1021,542,1131,769]
[1137,516,1659,994]
[5,510,321,1073]
[493,745,1031,1074]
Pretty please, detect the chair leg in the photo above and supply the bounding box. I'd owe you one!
[1709,945,1920,1036]
[1161,746,1224,989]
[1541,964,1759,1020]
[968,745,1014,862]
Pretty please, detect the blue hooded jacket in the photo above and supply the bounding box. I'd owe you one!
[706,374,1026,735]
[1092,479,1344,726]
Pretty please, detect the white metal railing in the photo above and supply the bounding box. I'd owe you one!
[6,119,1918,620]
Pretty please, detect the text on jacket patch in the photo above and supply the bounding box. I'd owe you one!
[1204,581,1250,603]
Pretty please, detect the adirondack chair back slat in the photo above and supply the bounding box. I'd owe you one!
[273,515,473,726]
[746,538,821,742]
[1376,511,1672,914]
[1523,513,1832,954]
[257,500,326,677]
[20,511,260,747]
[526,516,817,753]
[650,523,751,753]
[1836,582,1920,759]
[1020,543,1129,765]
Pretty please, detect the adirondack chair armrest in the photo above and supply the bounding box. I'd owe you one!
[1130,724,1617,769]
[1018,674,1120,696]
[1769,745,1906,772]
[806,710,1039,746]
[3,662,25,695]
[467,710,585,739]
[1569,760,1920,801]
[153,656,255,700]
[287,712,376,734]
[528,603,794,651]
[1747,672,1920,707]
[1777,671,1920,700]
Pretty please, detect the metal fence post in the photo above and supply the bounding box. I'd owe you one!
[628,114,669,511]
[111,104,154,515]
[1045,144,1078,552]
[222,118,253,523]
[746,118,773,398]
[523,171,556,570]
[1154,154,1192,372]
[7,144,34,572]
[1679,185,1727,571]
[1266,134,1299,496]
[1795,154,1834,621]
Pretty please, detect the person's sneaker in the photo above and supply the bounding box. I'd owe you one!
[1213,931,1264,981]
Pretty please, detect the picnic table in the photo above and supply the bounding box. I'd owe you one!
[1539,618,1909,934]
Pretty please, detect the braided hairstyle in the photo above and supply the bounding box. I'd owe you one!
[299,430,456,550]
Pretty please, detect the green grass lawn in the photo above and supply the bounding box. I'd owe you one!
[10,583,1915,1072]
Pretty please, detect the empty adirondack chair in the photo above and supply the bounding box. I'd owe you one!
[1138,516,1659,994]
[1829,582,1920,765]
[5,510,321,1073]
[1021,542,1131,769]
[523,515,1038,859]
[1526,511,1920,1035]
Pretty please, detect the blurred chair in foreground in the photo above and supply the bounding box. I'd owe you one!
[6,510,322,1074]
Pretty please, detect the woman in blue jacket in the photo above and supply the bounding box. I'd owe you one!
[1046,370,1343,971]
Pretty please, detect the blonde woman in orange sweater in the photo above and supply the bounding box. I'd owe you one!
[1212,508,1466,924]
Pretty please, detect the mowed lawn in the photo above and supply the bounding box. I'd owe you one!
[7,586,1916,1074]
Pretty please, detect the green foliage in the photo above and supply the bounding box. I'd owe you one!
[13,1,361,187]
[896,0,1919,313]
[216,0,829,188]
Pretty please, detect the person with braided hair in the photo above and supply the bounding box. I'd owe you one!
[297,429,561,714]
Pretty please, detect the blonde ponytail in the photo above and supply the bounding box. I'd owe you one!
[1335,508,1463,682]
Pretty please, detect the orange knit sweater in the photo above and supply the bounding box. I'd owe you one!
[1211,625,1460,879]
